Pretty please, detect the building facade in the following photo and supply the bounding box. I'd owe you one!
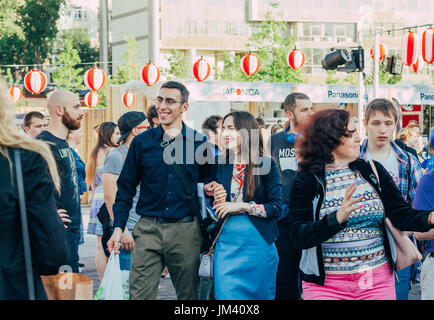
[110,0,433,83]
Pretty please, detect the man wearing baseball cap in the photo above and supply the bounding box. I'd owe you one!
[102,111,148,272]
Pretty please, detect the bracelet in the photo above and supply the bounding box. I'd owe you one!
[429,211,434,226]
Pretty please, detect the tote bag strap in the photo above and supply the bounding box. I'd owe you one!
[14,148,36,300]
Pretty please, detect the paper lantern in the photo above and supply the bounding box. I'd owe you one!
[9,86,23,103]
[122,90,135,108]
[240,53,260,76]
[84,66,106,91]
[422,28,434,64]
[412,55,424,73]
[24,69,47,95]
[193,58,211,82]
[84,91,99,108]
[370,44,388,61]
[287,48,305,70]
[401,31,418,66]
[140,63,160,86]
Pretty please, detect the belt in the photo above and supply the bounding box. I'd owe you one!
[141,215,195,224]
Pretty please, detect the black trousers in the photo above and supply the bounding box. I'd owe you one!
[275,243,302,300]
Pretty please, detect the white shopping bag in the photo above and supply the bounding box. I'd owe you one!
[94,251,130,300]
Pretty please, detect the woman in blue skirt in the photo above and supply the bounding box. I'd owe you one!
[205,111,283,300]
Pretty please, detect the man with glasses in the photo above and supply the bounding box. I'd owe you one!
[107,81,214,300]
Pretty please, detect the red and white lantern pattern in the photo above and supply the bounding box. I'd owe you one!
[84,67,106,91]
[401,31,418,66]
[193,58,211,82]
[122,90,135,108]
[240,53,260,76]
[140,63,160,86]
[24,69,47,95]
[84,91,99,108]
[9,86,23,103]
[412,55,424,73]
[370,44,388,61]
[287,49,305,70]
[422,28,434,64]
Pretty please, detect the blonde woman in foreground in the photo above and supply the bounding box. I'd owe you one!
[0,79,67,299]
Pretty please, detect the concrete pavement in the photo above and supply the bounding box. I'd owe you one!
[79,205,421,300]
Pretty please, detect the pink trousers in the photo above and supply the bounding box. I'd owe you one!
[302,263,396,300]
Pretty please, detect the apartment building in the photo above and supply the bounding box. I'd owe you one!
[110,0,433,83]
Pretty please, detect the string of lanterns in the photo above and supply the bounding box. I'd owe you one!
[8,26,434,107]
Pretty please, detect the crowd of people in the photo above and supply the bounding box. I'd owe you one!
[1,77,434,300]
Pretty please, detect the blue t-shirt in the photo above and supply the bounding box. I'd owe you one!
[413,170,434,252]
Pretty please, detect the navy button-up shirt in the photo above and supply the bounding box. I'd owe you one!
[113,123,215,231]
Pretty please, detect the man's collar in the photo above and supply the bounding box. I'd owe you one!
[360,138,408,163]
[156,122,195,141]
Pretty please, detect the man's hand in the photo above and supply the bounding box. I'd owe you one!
[57,209,71,229]
[107,227,123,254]
[120,228,135,253]
[204,181,218,197]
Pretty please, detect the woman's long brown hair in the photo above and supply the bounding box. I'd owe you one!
[86,121,118,186]
[222,111,264,201]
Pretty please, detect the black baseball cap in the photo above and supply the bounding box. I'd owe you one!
[117,111,147,144]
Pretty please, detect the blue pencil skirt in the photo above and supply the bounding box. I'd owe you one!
[214,214,278,300]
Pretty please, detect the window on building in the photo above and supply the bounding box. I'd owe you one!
[301,0,313,9]
[313,0,323,8]
[311,24,323,37]
[407,0,417,10]
[73,6,87,20]
[289,0,299,8]
[337,0,348,8]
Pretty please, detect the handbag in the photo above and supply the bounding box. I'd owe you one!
[14,148,93,300]
[368,159,422,270]
[198,216,229,279]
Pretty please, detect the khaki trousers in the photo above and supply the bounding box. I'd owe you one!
[129,216,201,300]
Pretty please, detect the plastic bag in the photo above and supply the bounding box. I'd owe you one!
[94,251,130,300]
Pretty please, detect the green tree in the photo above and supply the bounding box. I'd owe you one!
[0,0,65,67]
[56,29,99,75]
[0,0,24,39]
[112,37,142,84]
[217,1,303,83]
[51,39,83,92]
[162,49,189,79]
[325,70,340,84]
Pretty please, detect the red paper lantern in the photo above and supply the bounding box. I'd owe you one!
[140,63,160,86]
[370,44,388,61]
[122,90,135,108]
[240,53,260,76]
[287,48,305,70]
[9,86,23,103]
[412,55,424,73]
[84,66,106,91]
[24,69,47,95]
[422,28,434,64]
[193,58,211,82]
[84,91,99,108]
[401,31,418,66]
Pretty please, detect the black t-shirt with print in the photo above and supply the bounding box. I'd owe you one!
[36,131,81,231]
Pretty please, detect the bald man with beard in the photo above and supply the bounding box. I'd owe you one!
[36,90,84,273]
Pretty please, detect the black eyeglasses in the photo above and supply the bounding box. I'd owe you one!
[154,97,183,106]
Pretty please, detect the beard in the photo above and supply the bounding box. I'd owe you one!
[62,109,82,130]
